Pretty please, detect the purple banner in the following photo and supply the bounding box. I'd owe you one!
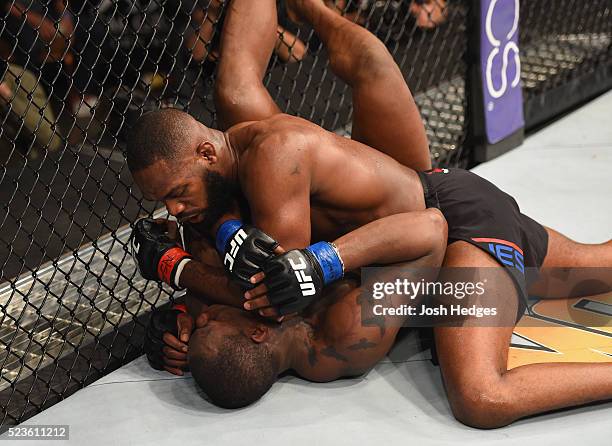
[480,0,524,144]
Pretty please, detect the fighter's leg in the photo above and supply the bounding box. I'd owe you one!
[435,242,612,429]
[287,0,431,170]
[529,227,612,298]
[214,0,281,129]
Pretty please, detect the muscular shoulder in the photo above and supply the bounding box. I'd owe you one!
[239,114,318,183]
[249,114,319,152]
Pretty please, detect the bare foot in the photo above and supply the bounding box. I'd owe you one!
[409,0,448,30]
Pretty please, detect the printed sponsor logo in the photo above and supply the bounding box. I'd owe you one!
[484,0,520,100]
[224,228,247,271]
[509,293,612,368]
[289,257,316,296]
[472,237,525,273]
[480,0,524,143]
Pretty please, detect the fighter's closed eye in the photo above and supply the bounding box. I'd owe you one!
[166,185,187,200]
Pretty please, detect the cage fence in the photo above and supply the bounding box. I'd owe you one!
[0,0,610,426]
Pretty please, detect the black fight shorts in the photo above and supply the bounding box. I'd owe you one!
[417,168,549,306]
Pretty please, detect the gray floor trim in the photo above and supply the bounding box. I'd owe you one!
[3,92,612,445]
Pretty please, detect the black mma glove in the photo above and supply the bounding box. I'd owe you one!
[215,219,279,289]
[144,304,188,371]
[263,242,344,315]
[130,218,193,290]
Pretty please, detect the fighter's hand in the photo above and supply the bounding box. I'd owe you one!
[130,218,193,290]
[144,305,194,376]
[242,247,288,320]
[152,218,180,242]
[243,272,280,319]
[245,248,328,316]
[215,220,279,289]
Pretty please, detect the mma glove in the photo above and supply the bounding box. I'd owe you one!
[144,304,188,371]
[263,242,344,315]
[130,218,193,290]
[215,219,279,289]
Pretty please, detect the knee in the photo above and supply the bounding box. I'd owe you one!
[428,208,448,240]
[447,380,516,429]
[214,78,247,113]
[330,37,398,84]
[213,76,262,117]
[421,208,448,264]
[355,54,400,85]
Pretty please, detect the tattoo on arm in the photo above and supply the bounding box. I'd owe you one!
[321,346,349,362]
[357,293,387,337]
[301,322,318,368]
[347,338,378,351]
[361,316,386,338]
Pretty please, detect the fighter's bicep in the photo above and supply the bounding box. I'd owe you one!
[248,186,312,249]
[319,285,400,377]
[243,149,313,249]
[339,323,399,374]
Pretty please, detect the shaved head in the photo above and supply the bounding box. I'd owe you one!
[127,108,237,230]
[189,328,279,409]
[126,108,200,171]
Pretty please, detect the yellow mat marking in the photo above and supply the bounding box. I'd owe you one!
[508,293,612,368]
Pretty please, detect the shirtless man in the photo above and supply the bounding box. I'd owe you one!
[127,0,612,428]
[157,209,447,409]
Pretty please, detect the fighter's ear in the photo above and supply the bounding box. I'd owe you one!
[249,324,270,344]
[195,141,218,164]
[195,312,210,328]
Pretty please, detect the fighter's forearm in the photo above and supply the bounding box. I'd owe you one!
[299,211,448,379]
[297,282,404,383]
[184,292,208,318]
[178,260,243,308]
[333,208,447,271]
[179,223,245,308]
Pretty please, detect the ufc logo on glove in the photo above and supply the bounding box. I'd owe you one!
[288,257,316,297]
[224,228,248,271]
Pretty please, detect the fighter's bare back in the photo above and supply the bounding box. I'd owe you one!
[226,113,427,247]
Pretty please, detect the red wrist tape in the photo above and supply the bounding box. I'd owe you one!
[172,304,187,313]
[157,247,191,286]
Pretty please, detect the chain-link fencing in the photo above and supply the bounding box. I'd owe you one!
[0,0,469,426]
[0,0,610,426]
[520,0,612,128]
